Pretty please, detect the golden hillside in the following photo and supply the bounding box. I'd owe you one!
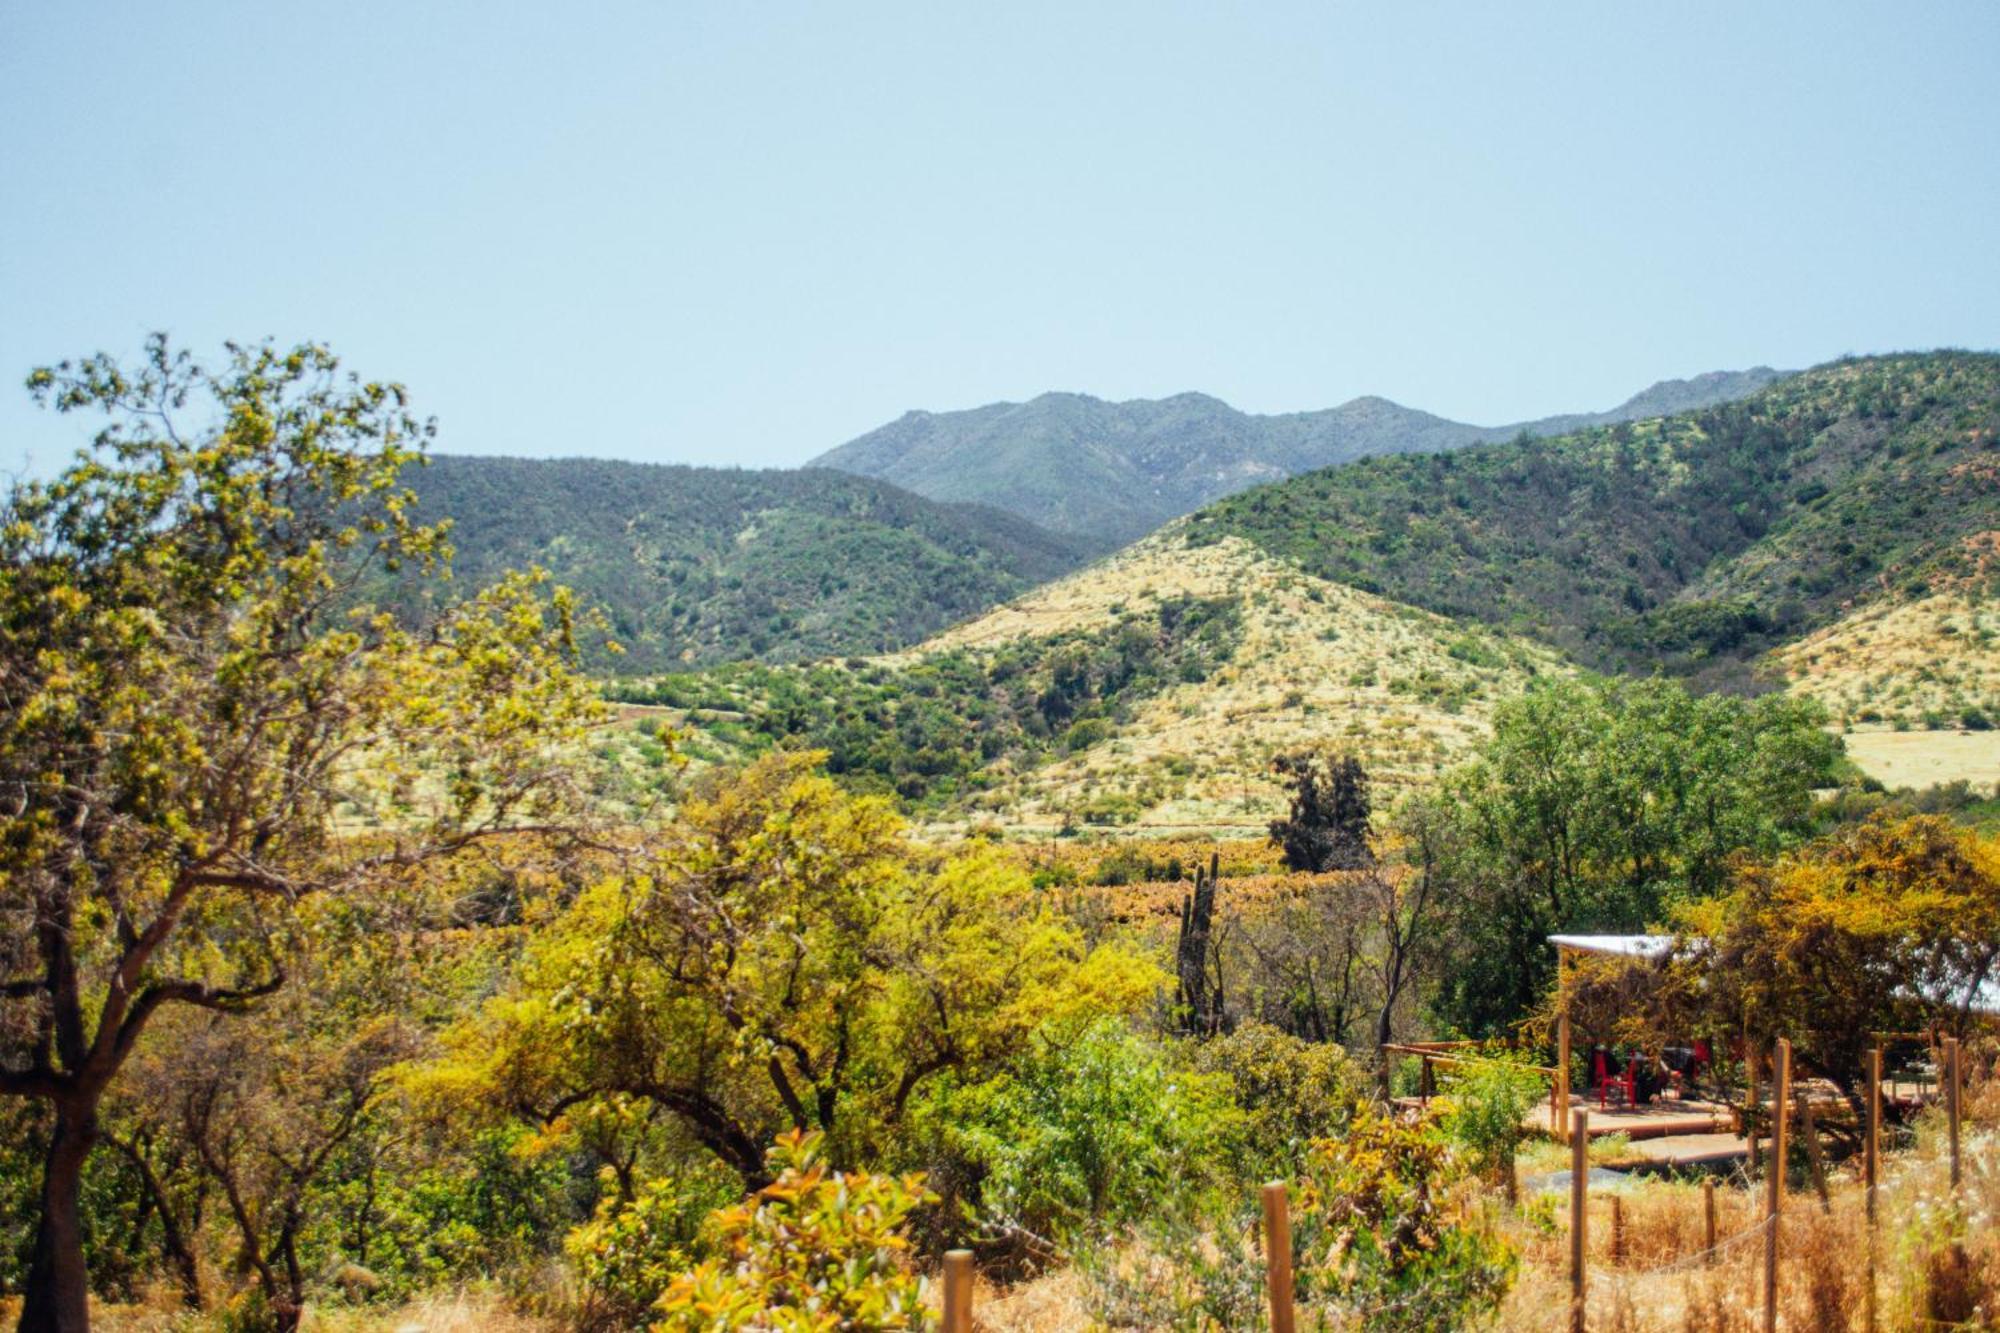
[916,529,1571,833]
[1770,590,2000,728]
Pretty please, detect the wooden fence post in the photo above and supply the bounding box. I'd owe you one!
[1946,1036,1962,1190]
[1570,1109,1589,1333]
[1763,1038,1791,1333]
[1866,1044,1881,1333]
[1702,1179,1717,1266]
[1746,1039,1763,1175]
[1556,1011,1572,1139]
[1262,1181,1295,1333]
[1797,1086,1830,1211]
[942,1250,973,1333]
[1610,1195,1624,1266]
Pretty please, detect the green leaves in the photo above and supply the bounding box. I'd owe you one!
[653,1130,934,1332]
[1421,674,1843,1033]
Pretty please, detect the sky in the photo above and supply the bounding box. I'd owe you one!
[4,2,1999,475]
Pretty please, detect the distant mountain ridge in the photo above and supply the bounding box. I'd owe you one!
[1186,351,2000,687]
[398,456,1094,669]
[811,367,1791,544]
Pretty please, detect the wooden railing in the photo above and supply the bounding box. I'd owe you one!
[1381,1026,1571,1136]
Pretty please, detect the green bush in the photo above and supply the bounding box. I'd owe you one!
[566,1161,739,1328]
[909,1020,1241,1246]
[1295,1112,1516,1330]
[653,1131,933,1332]
[1435,1053,1549,1198]
[1182,1022,1364,1175]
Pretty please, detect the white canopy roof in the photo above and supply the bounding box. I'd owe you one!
[1549,934,1674,959]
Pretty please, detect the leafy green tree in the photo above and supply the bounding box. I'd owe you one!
[1419,675,1840,1034]
[910,1019,1241,1249]
[0,337,602,1333]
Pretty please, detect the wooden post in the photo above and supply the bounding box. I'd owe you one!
[942,1250,974,1333]
[1865,1046,1881,1223]
[1609,1194,1624,1266]
[1556,1011,1572,1140]
[1865,1044,1880,1333]
[1570,1109,1588,1333]
[1262,1181,1295,1333]
[1746,1039,1763,1175]
[1798,1085,1831,1211]
[1945,1036,1962,1190]
[1763,1038,1790,1333]
[1420,1054,1433,1106]
[1702,1179,1717,1266]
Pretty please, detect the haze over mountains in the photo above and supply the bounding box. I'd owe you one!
[812,367,1791,544]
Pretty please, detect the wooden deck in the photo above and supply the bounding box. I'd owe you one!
[1532,1094,1736,1141]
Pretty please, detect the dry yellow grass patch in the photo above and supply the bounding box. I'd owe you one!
[1772,590,2000,727]
[1841,728,2000,791]
[916,528,1571,833]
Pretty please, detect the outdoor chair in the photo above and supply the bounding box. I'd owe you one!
[1593,1048,1636,1109]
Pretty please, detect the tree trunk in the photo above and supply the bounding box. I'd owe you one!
[19,1100,99,1333]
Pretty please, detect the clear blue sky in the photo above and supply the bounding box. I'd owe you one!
[5,2,1998,475]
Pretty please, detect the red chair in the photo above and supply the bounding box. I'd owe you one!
[1594,1049,1636,1109]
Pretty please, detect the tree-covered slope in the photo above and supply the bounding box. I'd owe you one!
[811,369,1789,545]
[401,457,1096,669]
[1184,352,2000,680]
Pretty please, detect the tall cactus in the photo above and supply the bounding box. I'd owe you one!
[1175,851,1224,1036]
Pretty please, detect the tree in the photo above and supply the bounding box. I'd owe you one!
[1269,751,1374,873]
[0,337,602,1332]
[1663,814,2000,1111]
[425,752,1160,1188]
[1421,676,1840,1034]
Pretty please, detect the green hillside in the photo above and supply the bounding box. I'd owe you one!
[1184,351,2000,682]
[812,369,1788,545]
[399,456,1095,669]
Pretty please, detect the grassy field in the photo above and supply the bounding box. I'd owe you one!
[1840,726,2000,790]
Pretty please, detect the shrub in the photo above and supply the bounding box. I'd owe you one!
[1182,1022,1364,1175]
[653,1131,933,1331]
[1295,1112,1516,1330]
[1434,1053,1549,1201]
[909,1020,1241,1248]
[566,1162,739,1329]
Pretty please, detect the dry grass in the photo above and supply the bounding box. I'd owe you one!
[1839,728,2000,792]
[913,528,1570,835]
[1772,590,2000,730]
[1493,1117,2000,1331]
[0,1286,552,1333]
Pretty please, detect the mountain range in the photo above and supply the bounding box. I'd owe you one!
[398,457,1093,670]
[810,367,1791,545]
[626,350,2000,830]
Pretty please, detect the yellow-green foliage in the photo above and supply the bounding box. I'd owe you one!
[653,1130,933,1332]
[420,753,1163,1185]
[1297,1112,1516,1330]
[1668,813,2000,1087]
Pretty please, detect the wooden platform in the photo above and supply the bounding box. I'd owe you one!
[1536,1094,1735,1141]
